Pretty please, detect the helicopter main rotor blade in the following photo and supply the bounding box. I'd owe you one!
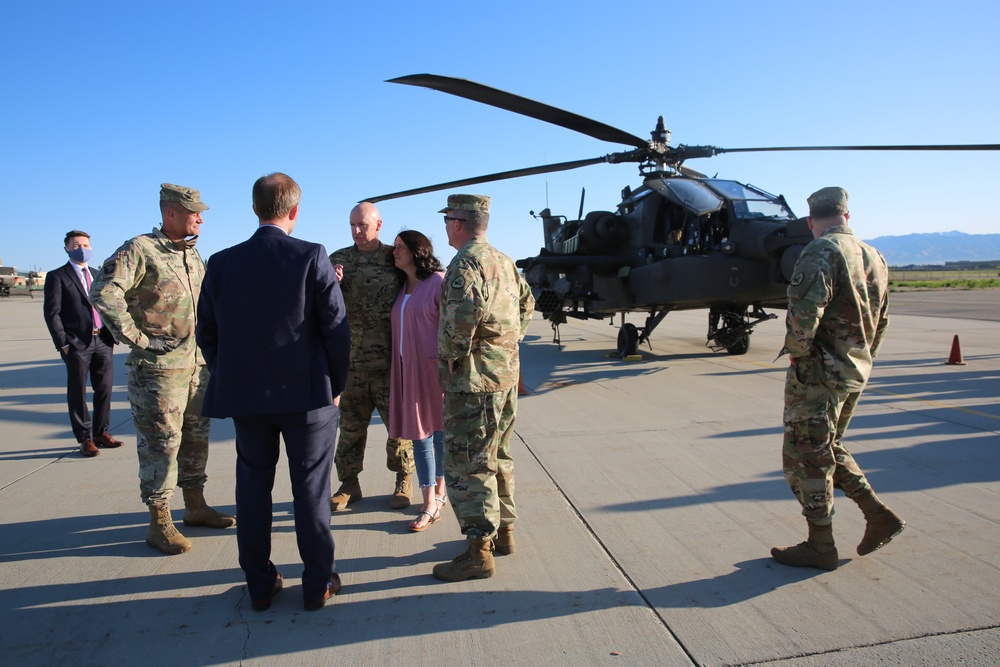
[388,74,650,150]
[714,143,1000,154]
[363,156,608,204]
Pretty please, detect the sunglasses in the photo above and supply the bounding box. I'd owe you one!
[443,215,466,224]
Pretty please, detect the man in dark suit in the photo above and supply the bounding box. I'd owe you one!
[197,173,351,612]
[43,230,124,456]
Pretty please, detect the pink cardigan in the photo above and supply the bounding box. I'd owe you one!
[388,272,445,440]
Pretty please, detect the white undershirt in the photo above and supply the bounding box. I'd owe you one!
[72,262,89,287]
[398,293,412,356]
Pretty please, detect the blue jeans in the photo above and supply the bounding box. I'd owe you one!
[413,430,444,488]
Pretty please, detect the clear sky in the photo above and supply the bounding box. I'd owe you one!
[2,0,998,273]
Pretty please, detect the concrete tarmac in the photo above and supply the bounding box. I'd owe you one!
[1,292,998,666]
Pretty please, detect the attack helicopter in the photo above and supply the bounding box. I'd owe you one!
[365,74,1000,357]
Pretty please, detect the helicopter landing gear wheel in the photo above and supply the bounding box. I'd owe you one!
[726,334,750,356]
[723,310,750,355]
[617,322,639,357]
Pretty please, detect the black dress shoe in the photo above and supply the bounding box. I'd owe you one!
[251,573,283,612]
[303,573,341,611]
[79,440,100,457]
[95,432,124,448]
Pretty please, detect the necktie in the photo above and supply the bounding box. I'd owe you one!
[82,268,103,331]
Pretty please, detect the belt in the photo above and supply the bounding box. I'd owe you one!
[93,329,102,336]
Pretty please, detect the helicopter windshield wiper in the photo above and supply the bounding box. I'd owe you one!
[388,74,649,149]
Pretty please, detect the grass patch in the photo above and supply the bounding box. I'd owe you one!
[889,278,1000,290]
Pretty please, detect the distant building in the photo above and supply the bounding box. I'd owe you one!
[0,263,24,288]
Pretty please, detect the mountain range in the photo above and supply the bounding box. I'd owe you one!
[862,231,1000,267]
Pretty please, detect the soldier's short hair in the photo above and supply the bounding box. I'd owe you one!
[64,230,90,246]
[463,209,490,235]
[253,173,301,221]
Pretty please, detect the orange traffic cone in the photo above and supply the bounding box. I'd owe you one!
[517,369,530,396]
[945,335,967,365]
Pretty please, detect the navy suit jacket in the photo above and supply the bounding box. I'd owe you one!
[43,262,117,351]
[196,225,351,418]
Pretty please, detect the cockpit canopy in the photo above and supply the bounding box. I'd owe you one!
[646,177,796,220]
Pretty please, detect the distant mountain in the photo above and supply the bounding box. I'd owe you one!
[863,231,1000,267]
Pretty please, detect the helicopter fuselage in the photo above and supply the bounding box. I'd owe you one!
[517,176,814,353]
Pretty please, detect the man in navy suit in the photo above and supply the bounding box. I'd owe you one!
[197,173,351,612]
[43,230,124,456]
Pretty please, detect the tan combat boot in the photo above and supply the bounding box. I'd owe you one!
[493,525,516,555]
[182,487,236,528]
[854,491,905,555]
[330,476,362,511]
[147,505,192,555]
[433,537,495,581]
[770,522,839,571]
[390,472,412,509]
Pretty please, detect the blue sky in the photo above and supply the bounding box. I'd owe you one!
[2,1,998,272]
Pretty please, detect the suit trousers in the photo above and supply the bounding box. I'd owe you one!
[62,337,114,442]
[234,405,339,602]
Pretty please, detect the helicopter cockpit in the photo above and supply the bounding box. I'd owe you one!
[647,178,795,221]
[646,178,724,216]
[702,180,796,220]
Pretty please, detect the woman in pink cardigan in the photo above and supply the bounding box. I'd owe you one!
[389,230,447,531]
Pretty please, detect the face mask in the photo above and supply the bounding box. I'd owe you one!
[67,247,93,264]
[171,235,198,251]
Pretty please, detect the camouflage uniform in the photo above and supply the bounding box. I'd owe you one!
[329,243,413,480]
[439,237,534,540]
[782,224,889,525]
[90,227,211,507]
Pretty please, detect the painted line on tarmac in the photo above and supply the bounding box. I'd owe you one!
[866,387,1000,421]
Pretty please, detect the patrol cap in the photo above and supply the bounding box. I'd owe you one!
[160,183,209,212]
[439,193,490,214]
[807,186,848,218]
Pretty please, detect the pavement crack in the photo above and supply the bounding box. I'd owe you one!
[731,624,1000,666]
[0,451,73,492]
[516,428,701,666]
[235,585,250,665]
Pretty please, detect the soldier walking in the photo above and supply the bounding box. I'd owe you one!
[772,187,905,570]
[91,183,234,555]
[433,194,534,581]
[329,202,414,510]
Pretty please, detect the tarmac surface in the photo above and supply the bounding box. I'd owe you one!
[1,290,998,666]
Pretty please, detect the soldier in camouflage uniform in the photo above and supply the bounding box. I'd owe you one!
[328,202,414,511]
[432,194,534,582]
[90,184,235,556]
[771,187,905,571]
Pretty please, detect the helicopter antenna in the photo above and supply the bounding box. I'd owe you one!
[545,152,549,209]
[578,187,586,221]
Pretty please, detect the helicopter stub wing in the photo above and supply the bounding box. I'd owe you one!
[388,74,649,149]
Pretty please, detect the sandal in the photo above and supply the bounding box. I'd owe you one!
[436,495,448,507]
[408,508,439,532]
